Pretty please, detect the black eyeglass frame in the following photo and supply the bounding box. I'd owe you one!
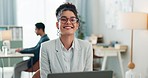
[58,16,79,24]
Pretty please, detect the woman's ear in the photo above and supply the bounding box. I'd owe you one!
[56,22,59,29]
[76,22,79,29]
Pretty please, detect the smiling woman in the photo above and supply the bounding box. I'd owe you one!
[40,2,93,78]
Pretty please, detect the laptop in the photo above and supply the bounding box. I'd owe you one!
[47,71,113,78]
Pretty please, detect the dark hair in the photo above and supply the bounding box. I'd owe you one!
[56,2,79,21]
[35,22,45,32]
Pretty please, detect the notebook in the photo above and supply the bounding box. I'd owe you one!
[47,71,113,78]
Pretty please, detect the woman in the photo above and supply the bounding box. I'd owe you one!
[40,2,93,78]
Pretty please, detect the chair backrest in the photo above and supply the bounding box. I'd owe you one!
[32,69,40,78]
[25,60,39,72]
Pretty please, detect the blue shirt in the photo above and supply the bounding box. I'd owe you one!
[20,34,49,68]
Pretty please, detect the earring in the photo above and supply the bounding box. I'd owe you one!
[57,29,60,36]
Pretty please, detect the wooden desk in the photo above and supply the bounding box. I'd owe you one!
[93,45,127,78]
[0,52,34,78]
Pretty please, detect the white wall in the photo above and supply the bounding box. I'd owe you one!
[16,0,45,48]
[16,0,65,48]
[89,0,148,78]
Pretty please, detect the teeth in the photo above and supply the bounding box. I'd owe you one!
[64,26,73,28]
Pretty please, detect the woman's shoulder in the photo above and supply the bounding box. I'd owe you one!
[76,38,92,47]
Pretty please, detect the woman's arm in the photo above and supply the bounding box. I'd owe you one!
[40,43,51,78]
[84,43,93,71]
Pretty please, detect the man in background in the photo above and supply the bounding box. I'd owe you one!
[12,22,50,78]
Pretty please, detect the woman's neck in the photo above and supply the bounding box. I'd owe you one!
[60,35,74,50]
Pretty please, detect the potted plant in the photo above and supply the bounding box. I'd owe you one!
[77,15,85,39]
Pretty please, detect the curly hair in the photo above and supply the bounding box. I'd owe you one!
[56,2,78,19]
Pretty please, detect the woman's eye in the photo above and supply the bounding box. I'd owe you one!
[61,18,67,21]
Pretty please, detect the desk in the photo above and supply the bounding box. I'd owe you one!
[0,52,34,58]
[0,52,34,78]
[93,45,127,78]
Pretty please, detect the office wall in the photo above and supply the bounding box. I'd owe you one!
[90,0,148,78]
[132,0,148,78]
[16,0,65,48]
[16,0,45,48]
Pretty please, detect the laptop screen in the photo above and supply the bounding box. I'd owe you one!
[47,71,113,78]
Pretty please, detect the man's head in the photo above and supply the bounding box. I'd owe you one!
[35,22,45,36]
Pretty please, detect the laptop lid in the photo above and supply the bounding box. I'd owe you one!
[47,71,113,78]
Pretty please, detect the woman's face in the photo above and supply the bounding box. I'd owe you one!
[56,10,79,36]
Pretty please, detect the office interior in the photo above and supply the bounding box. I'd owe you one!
[0,0,148,78]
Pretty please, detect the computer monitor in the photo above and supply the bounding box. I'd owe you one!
[47,71,113,78]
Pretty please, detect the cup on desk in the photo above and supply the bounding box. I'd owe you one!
[110,41,119,47]
[0,48,2,53]
[115,44,128,50]
[2,46,8,55]
[115,44,121,49]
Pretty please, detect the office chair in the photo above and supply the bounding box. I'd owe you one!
[24,60,39,72]
[93,49,102,71]
[32,69,40,78]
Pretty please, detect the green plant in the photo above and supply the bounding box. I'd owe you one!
[77,15,85,39]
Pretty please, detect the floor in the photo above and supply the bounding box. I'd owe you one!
[0,67,34,78]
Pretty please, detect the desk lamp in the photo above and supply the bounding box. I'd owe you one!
[119,12,147,78]
[1,30,12,55]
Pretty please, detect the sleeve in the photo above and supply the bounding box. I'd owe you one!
[20,46,38,54]
[20,36,49,54]
[84,43,93,71]
[40,43,51,78]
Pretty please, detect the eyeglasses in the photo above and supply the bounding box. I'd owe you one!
[58,16,78,24]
